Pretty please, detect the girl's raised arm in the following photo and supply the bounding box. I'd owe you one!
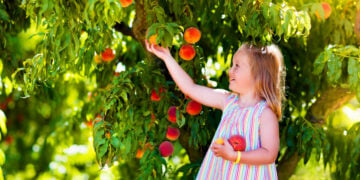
[145,41,229,110]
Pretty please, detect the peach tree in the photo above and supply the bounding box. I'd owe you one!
[0,0,360,179]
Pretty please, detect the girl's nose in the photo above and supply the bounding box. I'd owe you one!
[228,66,233,74]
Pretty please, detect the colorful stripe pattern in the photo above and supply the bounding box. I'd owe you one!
[196,93,278,180]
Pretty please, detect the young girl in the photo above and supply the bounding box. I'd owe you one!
[145,41,285,180]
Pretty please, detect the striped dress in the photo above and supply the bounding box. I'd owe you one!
[196,93,278,180]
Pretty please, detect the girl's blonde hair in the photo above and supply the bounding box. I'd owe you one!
[237,43,286,120]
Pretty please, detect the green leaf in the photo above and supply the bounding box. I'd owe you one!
[124,136,131,154]
[95,138,106,150]
[163,29,173,48]
[0,149,4,166]
[177,115,185,128]
[286,125,296,151]
[356,85,360,102]
[94,129,105,146]
[0,8,9,21]
[0,59,3,74]
[313,51,326,75]
[98,140,109,158]
[146,23,160,39]
[176,107,180,124]
[120,91,128,104]
[302,127,313,145]
[348,57,359,90]
[111,136,120,149]
[142,110,151,116]
[3,77,13,95]
[39,0,54,14]
[157,28,165,45]
[303,147,312,164]
[94,120,104,131]
[326,54,342,83]
[344,20,353,38]
[0,110,7,135]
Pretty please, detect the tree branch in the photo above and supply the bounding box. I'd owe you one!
[306,87,354,124]
[179,127,207,162]
[277,87,355,180]
[113,22,135,39]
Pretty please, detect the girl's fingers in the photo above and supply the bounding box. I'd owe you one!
[149,44,154,52]
[145,40,151,52]
[145,40,155,53]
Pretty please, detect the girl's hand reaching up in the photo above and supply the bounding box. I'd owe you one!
[144,39,229,111]
[145,40,172,61]
[211,137,237,162]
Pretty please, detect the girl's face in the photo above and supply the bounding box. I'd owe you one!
[228,50,256,94]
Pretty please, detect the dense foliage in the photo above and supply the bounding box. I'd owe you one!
[0,0,359,179]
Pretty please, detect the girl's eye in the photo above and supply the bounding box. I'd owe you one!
[236,64,239,67]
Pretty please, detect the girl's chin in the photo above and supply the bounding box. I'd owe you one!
[229,84,234,91]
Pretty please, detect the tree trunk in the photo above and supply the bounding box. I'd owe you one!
[277,87,354,180]
[132,0,147,47]
[277,149,301,180]
[179,128,207,163]
[355,10,360,45]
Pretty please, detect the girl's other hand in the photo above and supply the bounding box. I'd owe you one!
[145,40,172,61]
[211,137,237,162]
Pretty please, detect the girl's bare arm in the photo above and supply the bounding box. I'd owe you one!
[145,41,229,110]
[211,108,279,165]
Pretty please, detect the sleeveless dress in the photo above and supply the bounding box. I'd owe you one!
[196,93,278,180]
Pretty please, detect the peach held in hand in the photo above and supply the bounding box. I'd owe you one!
[215,138,224,145]
[228,135,246,151]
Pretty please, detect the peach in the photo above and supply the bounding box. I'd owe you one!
[148,112,156,128]
[136,142,154,159]
[5,136,13,145]
[86,120,93,128]
[168,106,177,123]
[315,2,331,20]
[186,100,202,116]
[105,131,111,139]
[228,135,246,151]
[136,149,145,159]
[120,0,133,7]
[87,92,92,101]
[179,44,196,61]
[149,34,158,45]
[94,114,102,123]
[215,138,224,145]
[166,126,180,141]
[159,141,174,157]
[151,112,156,120]
[101,48,115,62]
[145,142,154,150]
[94,54,102,64]
[184,27,201,44]
[146,29,158,45]
[150,88,164,102]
